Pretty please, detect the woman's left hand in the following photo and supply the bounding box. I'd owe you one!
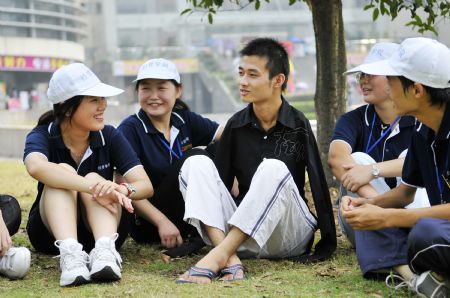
[90,180,119,198]
[90,181,134,214]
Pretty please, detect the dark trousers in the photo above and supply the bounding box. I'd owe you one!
[408,218,450,276]
[130,148,211,244]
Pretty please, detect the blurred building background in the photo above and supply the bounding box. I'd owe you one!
[1,0,449,115]
[0,0,86,110]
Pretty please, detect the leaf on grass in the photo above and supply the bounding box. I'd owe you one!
[161,254,171,263]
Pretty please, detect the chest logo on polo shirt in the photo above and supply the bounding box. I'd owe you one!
[179,137,192,152]
[97,163,110,171]
[274,127,308,161]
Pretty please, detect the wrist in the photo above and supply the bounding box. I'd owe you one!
[371,164,380,179]
[119,182,136,198]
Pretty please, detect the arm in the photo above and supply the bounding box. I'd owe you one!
[328,141,378,198]
[343,199,450,230]
[213,125,224,142]
[121,166,153,201]
[341,158,405,192]
[0,211,11,256]
[25,153,93,194]
[132,199,182,248]
[115,172,181,248]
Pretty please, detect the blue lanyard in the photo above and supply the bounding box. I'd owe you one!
[434,142,450,203]
[158,136,183,160]
[365,113,401,155]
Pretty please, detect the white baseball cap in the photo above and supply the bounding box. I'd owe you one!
[361,37,450,89]
[134,58,180,83]
[47,63,123,104]
[344,42,399,75]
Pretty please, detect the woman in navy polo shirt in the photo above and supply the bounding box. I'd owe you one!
[24,63,153,287]
[117,58,222,253]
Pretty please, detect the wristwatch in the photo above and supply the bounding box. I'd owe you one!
[371,164,380,179]
[120,182,136,197]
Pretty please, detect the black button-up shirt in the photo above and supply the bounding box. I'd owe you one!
[215,98,336,262]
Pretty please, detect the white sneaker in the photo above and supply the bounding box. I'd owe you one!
[386,271,450,298]
[89,233,122,281]
[0,247,31,279]
[54,238,90,287]
[413,271,450,298]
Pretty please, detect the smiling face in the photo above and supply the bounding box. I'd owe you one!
[357,73,390,105]
[137,79,181,119]
[68,96,107,131]
[237,55,283,104]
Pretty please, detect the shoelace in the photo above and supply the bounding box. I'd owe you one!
[385,273,418,291]
[54,241,89,271]
[0,250,15,270]
[91,234,122,268]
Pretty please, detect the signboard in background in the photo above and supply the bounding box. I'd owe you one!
[0,56,73,72]
[113,58,199,76]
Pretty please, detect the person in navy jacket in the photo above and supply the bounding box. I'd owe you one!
[117,58,222,254]
[24,63,153,287]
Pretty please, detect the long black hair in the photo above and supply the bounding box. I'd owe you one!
[36,96,84,127]
[135,79,190,111]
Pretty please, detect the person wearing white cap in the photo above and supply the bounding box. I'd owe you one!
[329,42,430,280]
[23,63,153,287]
[341,37,450,298]
[117,58,223,256]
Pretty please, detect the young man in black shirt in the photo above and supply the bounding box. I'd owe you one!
[176,37,336,284]
[341,37,450,297]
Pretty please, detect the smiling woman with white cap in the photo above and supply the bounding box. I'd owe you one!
[328,42,430,281]
[23,63,153,287]
[117,58,222,255]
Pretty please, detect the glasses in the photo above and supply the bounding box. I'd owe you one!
[355,72,374,83]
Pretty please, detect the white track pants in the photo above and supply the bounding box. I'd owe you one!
[179,156,317,259]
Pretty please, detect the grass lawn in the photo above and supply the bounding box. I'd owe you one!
[0,160,411,297]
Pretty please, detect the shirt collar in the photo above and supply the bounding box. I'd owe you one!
[136,108,185,134]
[48,122,106,149]
[364,104,416,129]
[433,103,450,141]
[230,97,296,130]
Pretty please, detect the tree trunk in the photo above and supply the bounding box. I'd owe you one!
[309,0,347,187]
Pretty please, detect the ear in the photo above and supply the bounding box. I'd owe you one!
[412,82,426,98]
[175,85,183,99]
[273,74,286,89]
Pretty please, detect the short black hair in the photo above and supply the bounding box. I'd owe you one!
[240,37,289,91]
[398,76,450,107]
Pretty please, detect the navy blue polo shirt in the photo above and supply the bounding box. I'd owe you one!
[402,104,450,206]
[117,108,219,189]
[24,123,142,211]
[332,104,422,188]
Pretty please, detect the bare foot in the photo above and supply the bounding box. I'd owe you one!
[219,254,245,281]
[176,246,229,284]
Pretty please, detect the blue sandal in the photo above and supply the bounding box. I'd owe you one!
[219,264,247,281]
[176,266,217,284]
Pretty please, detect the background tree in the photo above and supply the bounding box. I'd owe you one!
[182,0,450,186]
